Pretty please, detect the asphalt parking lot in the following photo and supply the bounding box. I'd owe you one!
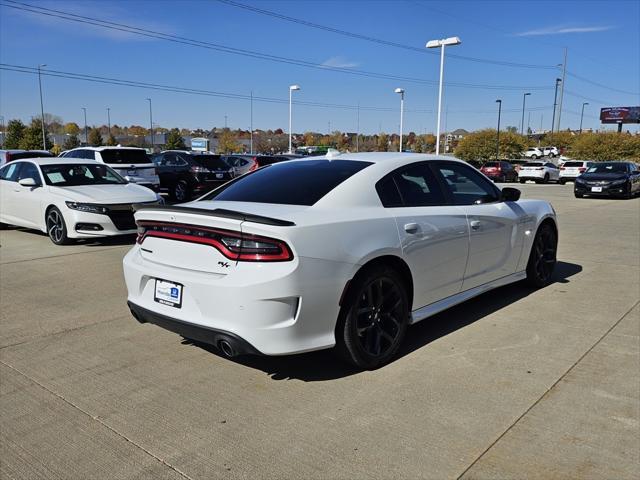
[1,183,638,480]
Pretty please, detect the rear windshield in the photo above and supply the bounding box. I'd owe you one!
[100,149,151,164]
[586,163,628,174]
[10,151,54,160]
[524,162,543,167]
[192,154,227,170]
[201,159,371,206]
[256,156,285,166]
[483,162,498,167]
[563,161,585,167]
[41,163,126,186]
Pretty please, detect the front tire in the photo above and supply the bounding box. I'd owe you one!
[542,173,550,184]
[336,265,409,370]
[46,207,71,245]
[172,181,190,202]
[526,223,557,288]
[559,178,566,185]
[520,179,526,184]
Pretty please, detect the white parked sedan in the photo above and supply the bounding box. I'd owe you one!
[0,158,162,244]
[124,153,558,369]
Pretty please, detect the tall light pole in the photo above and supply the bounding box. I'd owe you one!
[579,102,589,134]
[551,78,562,133]
[495,99,502,161]
[37,64,47,150]
[356,101,360,153]
[146,98,154,148]
[394,88,405,152]
[426,36,461,155]
[106,107,111,137]
[520,93,531,135]
[81,107,87,146]
[250,90,253,154]
[557,48,568,132]
[288,84,300,154]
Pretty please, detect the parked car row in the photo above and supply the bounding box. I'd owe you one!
[524,146,559,159]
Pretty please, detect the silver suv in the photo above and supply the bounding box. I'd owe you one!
[60,147,160,191]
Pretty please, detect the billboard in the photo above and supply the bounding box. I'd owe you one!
[191,137,209,151]
[600,106,640,124]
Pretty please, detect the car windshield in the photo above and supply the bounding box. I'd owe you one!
[100,149,151,164]
[524,162,543,167]
[483,162,499,167]
[41,163,127,186]
[564,161,585,167]
[201,159,372,206]
[586,163,628,174]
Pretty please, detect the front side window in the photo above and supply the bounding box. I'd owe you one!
[434,162,500,205]
[17,162,42,185]
[378,163,445,207]
[0,162,21,182]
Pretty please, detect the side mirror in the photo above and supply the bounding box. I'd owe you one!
[18,177,38,187]
[501,187,521,202]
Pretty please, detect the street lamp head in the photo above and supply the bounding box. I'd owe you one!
[394,88,405,94]
[583,102,589,106]
[556,78,562,83]
[289,85,300,91]
[426,36,461,48]
[524,92,531,96]
[496,99,502,103]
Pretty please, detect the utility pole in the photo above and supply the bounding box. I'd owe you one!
[146,98,154,148]
[250,91,253,154]
[81,107,87,146]
[495,99,502,160]
[224,115,228,129]
[579,102,589,134]
[37,64,47,150]
[551,78,561,133]
[107,107,111,137]
[521,93,531,135]
[557,48,568,132]
[356,101,360,152]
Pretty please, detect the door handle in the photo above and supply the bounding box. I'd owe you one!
[404,222,419,234]
[470,220,481,231]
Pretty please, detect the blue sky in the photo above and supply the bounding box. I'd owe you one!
[1,0,639,134]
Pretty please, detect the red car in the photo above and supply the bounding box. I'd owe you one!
[480,161,519,183]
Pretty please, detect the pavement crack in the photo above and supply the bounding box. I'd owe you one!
[0,360,195,480]
[456,299,640,480]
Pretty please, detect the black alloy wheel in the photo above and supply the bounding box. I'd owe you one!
[543,173,550,184]
[46,207,71,245]
[337,266,409,369]
[173,181,190,202]
[526,223,557,288]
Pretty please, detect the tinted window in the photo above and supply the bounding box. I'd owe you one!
[563,161,585,167]
[41,164,126,186]
[524,162,543,167]
[545,163,558,169]
[483,162,499,167]
[17,162,42,184]
[375,176,403,207]
[256,156,284,166]
[202,160,371,206]
[191,154,226,170]
[388,163,445,207]
[9,151,54,161]
[434,162,499,205]
[0,162,21,181]
[100,149,150,164]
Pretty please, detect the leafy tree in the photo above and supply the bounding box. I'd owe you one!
[106,134,118,146]
[454,129,527,161]
[128,125,148,137]
[88,128,103,146]
[376,133,389,152]
[217,128,240,154]
[506,126,518,133]
[542,131,575,151]
[64,122,81,135]
[19,118,52,150]
[4,119,26,149]
[303,131,318,146]
[165,128,186,150]
[63,134,80,150]
[570,132,640,161]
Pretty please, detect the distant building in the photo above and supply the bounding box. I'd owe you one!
[444,129,468,152]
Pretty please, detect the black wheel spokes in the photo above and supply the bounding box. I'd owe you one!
[47,211,63,243]
[355,278,404,357]
[534,230,556,281]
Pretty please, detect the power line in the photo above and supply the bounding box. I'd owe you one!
[216,0,556,70]
[0,63,551,115]
[0,0,552,91]
[566,71,639,97]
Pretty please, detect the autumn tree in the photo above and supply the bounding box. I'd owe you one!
[570,132,640,161]
[106,134,118,146]
[4,119,26,149]
[376,133,389,152]
[64,122,81,135]
[165,128,187,150]
[19,119,52,150]
[63,134,80,150]
[454,129,527,161]
[217,128,240,154]
[88,128,103,147]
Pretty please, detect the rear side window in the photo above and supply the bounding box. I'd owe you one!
[100,149,150,164]
[202,160,371,206]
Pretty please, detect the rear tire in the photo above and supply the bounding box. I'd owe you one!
[526,223,557,288]
[559,179,566,185]
[336,265,409,370]
[172,181,190,202]
[543,173,550,184]
[520,179,526,184]
[574,193,583,198]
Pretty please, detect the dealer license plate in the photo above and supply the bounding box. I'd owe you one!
[591,186,603,192]
[216,173,223,179]
[154,279,183,308]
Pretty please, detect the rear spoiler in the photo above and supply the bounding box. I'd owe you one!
[132,204,296,227]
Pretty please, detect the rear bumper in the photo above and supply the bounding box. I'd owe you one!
[128,301,261,356]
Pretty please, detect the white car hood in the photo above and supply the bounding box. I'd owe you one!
[50,183,157,204]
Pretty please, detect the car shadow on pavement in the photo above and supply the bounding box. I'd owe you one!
[185,261,582,382]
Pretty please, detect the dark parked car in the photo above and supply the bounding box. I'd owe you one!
[222,154,297,176]
[480,161,518,183]
[0,149,54,166]
[152,151,235,201]
[574,162,640,199]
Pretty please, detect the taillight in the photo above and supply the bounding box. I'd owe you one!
[5,152,12,162]
[136,221,293,262]
[190,165,208,173]
[249,161,259,172]
[579,167,587,173]
[560,167,565,170]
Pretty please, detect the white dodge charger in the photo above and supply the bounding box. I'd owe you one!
[0,158,162,244]
[124,153,558,369]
